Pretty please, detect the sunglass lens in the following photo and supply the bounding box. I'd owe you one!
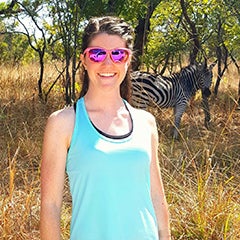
[89,49,107,62]
[111,49,128,62]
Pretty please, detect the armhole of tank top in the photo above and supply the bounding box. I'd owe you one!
[67,102,77,153]
[73,102,77,113]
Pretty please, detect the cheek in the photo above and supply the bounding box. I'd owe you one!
[117,63,129,82]
[85,60,98,73]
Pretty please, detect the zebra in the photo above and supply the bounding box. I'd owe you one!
[131,61,217,139]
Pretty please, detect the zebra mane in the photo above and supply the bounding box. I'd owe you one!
[173,64,197,82]
[178,64,197,80]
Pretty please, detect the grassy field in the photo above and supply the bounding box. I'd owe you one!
[0,63,239,239]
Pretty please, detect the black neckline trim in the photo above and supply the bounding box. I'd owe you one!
[90,102,133,140]
[74,100,133,140]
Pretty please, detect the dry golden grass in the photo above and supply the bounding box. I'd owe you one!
[0,63,239,239]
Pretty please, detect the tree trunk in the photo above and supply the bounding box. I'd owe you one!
[38,51,44,100]
[214,44,222,96]
[238,79,240,109]
[180,0,201,64]
[214,19,229,96]
[132,18,146,71]
[132,1,161,71]
[71,4,81,102]
[107,0,115,13]
[65,60,71,105]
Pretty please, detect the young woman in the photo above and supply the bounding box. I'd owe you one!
[40,16,171,240]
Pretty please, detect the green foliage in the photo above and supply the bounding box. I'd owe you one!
[0,2,7,10]
[0,33,29,64]
[48,0,82,52]
[0,0,240,65]
[142,0,240,71]
[143,0,188,70]
[21,45,40,64]
[119,0,148,22]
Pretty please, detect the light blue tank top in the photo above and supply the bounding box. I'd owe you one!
[66,97,158,240]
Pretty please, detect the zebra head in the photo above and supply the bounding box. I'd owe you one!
[197,60,217,97]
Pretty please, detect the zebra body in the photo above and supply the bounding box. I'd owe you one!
[131,62,216,139]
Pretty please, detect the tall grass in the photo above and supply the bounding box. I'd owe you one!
[0,63,239,239]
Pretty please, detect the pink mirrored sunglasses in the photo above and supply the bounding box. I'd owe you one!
[83,47,132,63]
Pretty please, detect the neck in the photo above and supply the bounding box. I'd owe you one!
[84,91,124,112]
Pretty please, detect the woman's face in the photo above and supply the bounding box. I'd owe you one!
[81,33,131,94]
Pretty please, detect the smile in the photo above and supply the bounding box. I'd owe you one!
[98,73,116,77]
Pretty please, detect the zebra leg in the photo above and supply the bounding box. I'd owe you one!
[173,105,187,139]
[201,93,211,129]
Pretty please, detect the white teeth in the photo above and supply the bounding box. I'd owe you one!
[99,73,115,77]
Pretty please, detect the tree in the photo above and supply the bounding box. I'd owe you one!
[1,0,49,100]
[180,0,201,64]
[0,31,29,64]
[0,0,20,15]
[145,0,240,102]
[132,0,162,71]
[46,0,157,103]
[47,0,83,104]
[222,0,240,107]
[144,0,188,73]
[1,0,240,106]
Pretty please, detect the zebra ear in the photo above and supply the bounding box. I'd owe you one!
[203,57,207,68]
[198,60,207,71]
[209,60,217,70]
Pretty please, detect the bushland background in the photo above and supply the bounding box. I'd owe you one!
[0,0,240,239]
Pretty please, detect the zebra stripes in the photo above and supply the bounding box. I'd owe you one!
[131,61,217,139]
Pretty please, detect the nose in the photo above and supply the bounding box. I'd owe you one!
[102,53,113,65]
[202,88,211,97]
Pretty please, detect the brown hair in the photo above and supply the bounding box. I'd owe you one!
[79,16,134,102]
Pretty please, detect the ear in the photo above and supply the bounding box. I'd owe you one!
[209,59,217,70]
[126,54,132,67]
[80,54,87,70]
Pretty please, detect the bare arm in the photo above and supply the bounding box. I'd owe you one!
[40,108,74,240]
[149,115,171,240]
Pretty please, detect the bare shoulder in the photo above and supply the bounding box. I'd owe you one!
[44,106,75,147]
[130,106,158,143]
[48,106,75,124]
[131,106,157,127]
